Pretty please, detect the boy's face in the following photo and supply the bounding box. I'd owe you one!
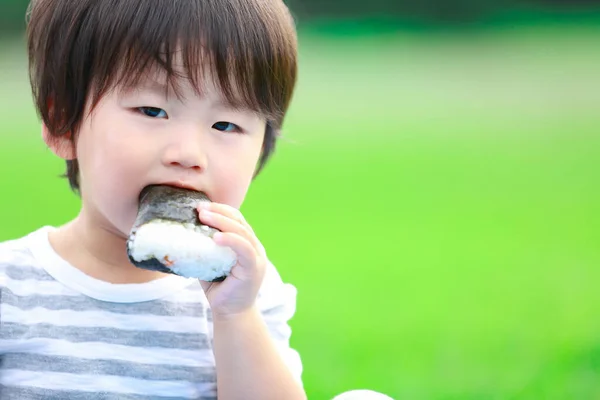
[71,68,266,237]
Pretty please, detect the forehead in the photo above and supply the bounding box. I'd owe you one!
[78,6,293,123]
[114,56,261,115]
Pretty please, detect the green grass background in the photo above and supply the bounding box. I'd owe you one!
[1,24,599,399]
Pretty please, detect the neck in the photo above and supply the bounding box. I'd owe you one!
[49,207,168,284]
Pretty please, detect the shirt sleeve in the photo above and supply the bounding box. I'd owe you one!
[255,260,304,386]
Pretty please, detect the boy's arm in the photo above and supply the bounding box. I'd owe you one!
[212,262,306,400]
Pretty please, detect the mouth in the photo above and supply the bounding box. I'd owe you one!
[160,181,200,192]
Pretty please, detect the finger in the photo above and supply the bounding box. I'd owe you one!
[199,209,261,252]
[197,203,265,258]
[198,202,253,233]
[213,232,258,278]
[199,209,252,240]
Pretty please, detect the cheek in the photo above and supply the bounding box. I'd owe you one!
[211,140,263,208]
[76,123,154,226]
[79,120,151,180]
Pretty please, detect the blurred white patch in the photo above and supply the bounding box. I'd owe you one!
[332,389,395,400]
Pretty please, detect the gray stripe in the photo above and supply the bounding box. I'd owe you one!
[0,386,216,400]
[1,289,205,318]
[2,323,210,350]
[3,264,55,281]
[3,353,215,383]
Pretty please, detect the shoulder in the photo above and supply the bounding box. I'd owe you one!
[257,260,304,383]
[0,227,51,276]
[260,259,297,296]
[256,259,298,315]
[0,232,35,266]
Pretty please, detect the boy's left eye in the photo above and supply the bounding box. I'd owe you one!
[212,121,242,133]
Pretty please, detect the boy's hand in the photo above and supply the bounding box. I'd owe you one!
[196,202,267,319]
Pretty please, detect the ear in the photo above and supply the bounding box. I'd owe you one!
[42,123,76,160]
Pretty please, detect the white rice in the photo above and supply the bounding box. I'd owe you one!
[128,219,237,281]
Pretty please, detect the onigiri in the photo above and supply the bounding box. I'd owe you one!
[126,184,237,282]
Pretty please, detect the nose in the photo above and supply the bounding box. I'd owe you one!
[161,126,207,171]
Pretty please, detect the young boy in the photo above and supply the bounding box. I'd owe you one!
[0,0,306,399]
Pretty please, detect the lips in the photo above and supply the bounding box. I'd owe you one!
[160,181,201,192]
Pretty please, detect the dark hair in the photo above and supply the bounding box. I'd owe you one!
[26,0,298,193]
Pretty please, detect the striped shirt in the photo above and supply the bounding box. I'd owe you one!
[0,226,303,399]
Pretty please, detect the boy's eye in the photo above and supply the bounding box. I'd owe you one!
[212,121,242,133]
[138,107,168,118]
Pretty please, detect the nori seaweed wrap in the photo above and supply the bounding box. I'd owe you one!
[126,185,237,282]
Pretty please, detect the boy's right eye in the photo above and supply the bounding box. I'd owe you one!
[138,107,168,119]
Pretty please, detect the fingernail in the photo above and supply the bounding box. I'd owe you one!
[197,202,210,209]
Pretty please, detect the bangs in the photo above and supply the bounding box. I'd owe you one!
[29,0,297,127]
[97,1,295,122]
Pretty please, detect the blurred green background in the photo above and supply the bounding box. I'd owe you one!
[1,1,600,399]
